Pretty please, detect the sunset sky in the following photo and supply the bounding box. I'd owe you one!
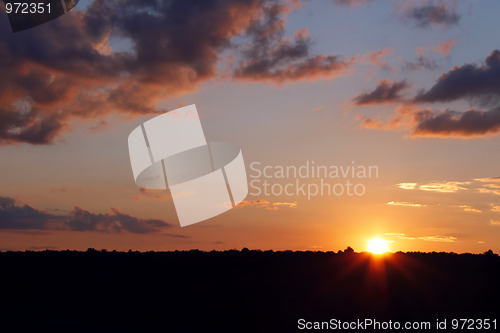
[1,0,500,253]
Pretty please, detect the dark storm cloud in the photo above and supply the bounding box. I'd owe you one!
[415,50,500,105]
[408,3,460,28]
[0,196,171,233]
[353,80,411,105]
[413,107,500,137]
[1,0,351,145]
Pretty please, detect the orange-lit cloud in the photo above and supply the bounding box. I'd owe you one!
[358,104,431,131]
[237,200,297,210]
[359,47,395,71]
[353,80,411,105]
[475,177,500,183]
[387,201,425,207]
[433,40,457,57]
[490,220,500,226]
[397,182,418,190]
[132,189,173,201]
[419,181,469,193]
[384,232,457,242]
[358,50,500,138]
[458,205,482,213]
[404,40,456,70]
[478,188,500,196]
[1,0,352,145]
[417,235,457,243]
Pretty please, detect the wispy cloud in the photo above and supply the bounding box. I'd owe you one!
[334,0,371,8]
[417,235,457,243]
[475,177,500,183]
[419,181,469,193]
[478,187,500,196]
[405,3,460,28]
[353,80,411,105]
[132,188,172,201]
[490,220,500,226]
[385,232,457,242]
[237,200,297,210]
[458,205,482,213]
[387,201,425,207]
[433,40,457,57]
[396,182,418,190]
[359,47,395,71]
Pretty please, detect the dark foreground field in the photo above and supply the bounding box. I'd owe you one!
[1,249,499,332]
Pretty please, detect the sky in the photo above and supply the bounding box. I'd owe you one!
[1,0,500,253]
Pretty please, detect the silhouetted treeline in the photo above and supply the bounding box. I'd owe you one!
[0,249,499,332]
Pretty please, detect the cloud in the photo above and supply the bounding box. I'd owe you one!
[237,200,297,210]
[163,233,191,239]
[396,182,418,190]
[404,55,438,71]
[272,202,298,208]
[358,104,432,131]
[0,196,171,233]
[475,177,500,183]
[415,50,500,105]
[396,181,469,193]
[0,196,63,230]
[1,0,351,145]
[412,107,500,138]
[491,220,500,226]
[360,50,500,138]
[233,19,353,83]
[433,40,457,57]
[404,41,456,71]
[458,205,481,213]
[359,105,500,138]
[419,181,469,193]
[384,232,457,242]
[359,47,395,71]
[417,235,457,243]
[384,232,416,240]
[132,188,172,201]
[407,3,460,28]
[334,0,371,7]
[353,80,411,105]
[478,187,500,196]
[491,205,500,212]
[387,201,425,207]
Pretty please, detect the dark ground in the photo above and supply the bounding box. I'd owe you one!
[1,249,499,332]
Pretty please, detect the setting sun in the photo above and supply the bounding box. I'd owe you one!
[368,238,389,254]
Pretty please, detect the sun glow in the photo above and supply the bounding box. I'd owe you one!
[368,238,389,254]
